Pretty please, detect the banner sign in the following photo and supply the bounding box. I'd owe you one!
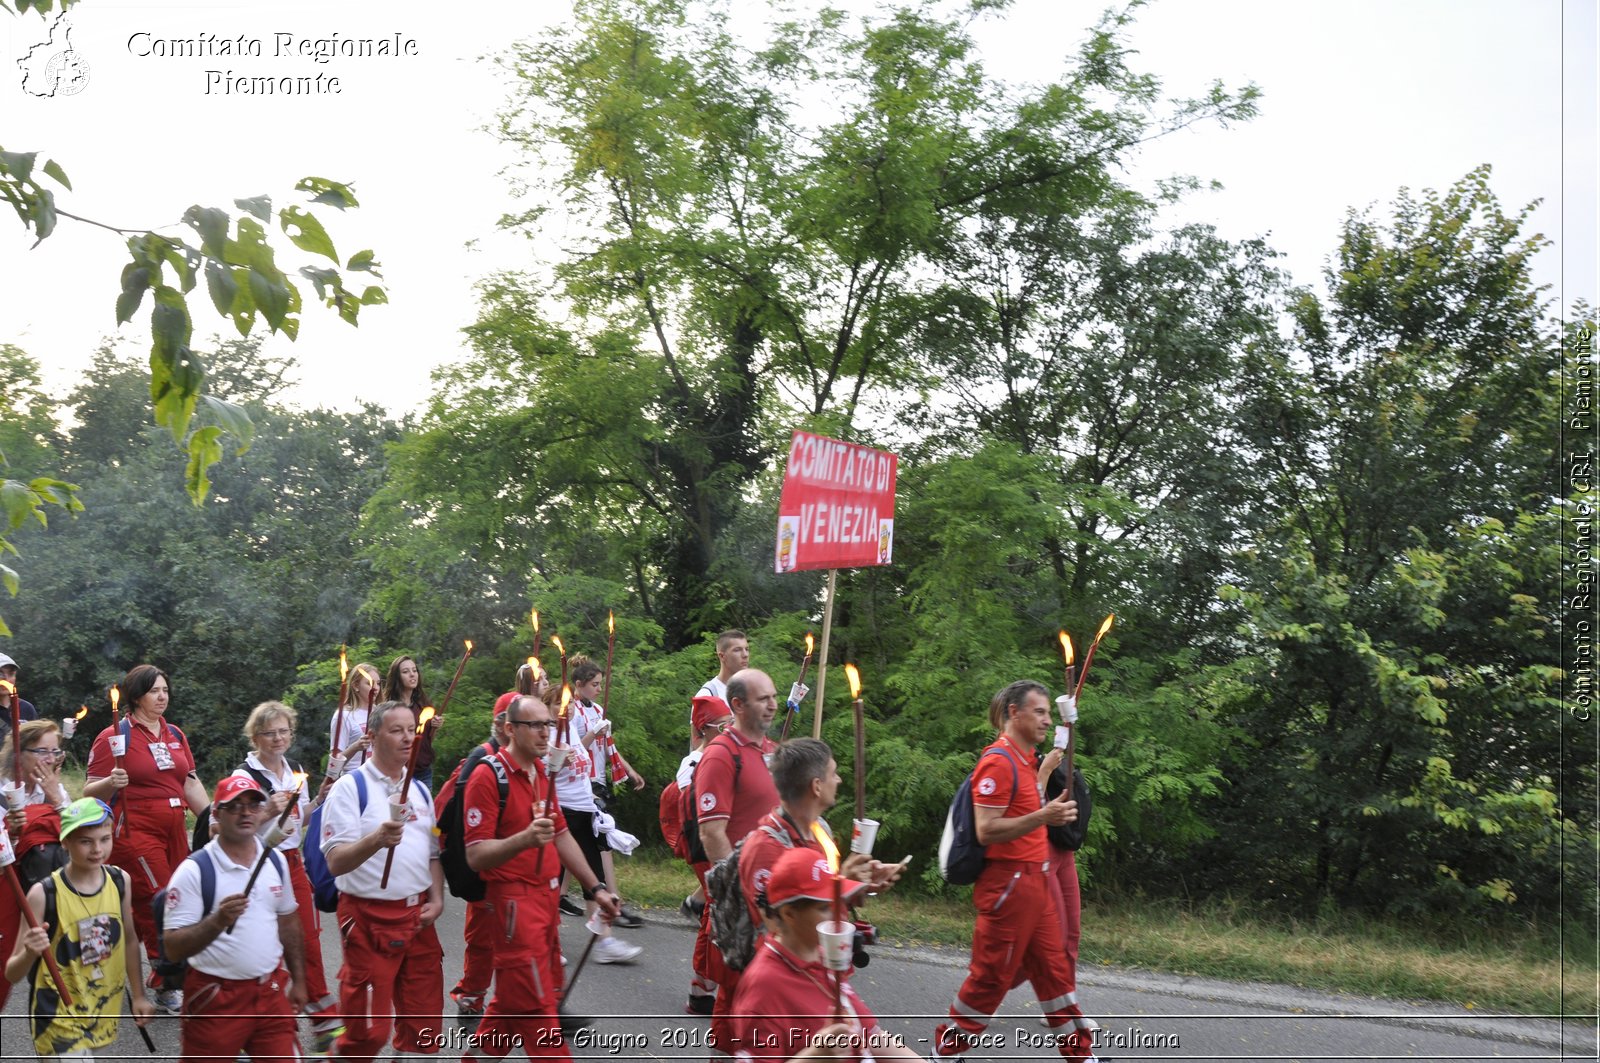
[775,430,898,573]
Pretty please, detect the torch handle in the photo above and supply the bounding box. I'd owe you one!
[7,865,71,1005]
[852,699,866,820]
[438,647,473,717]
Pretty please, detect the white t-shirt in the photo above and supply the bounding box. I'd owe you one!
[550,706,597,812]
[675,749,702,789]
[319,759,437,900]
[233,754,311,852]
[329,706,371,769]
[690,675,730,731]
[164,838,296,979]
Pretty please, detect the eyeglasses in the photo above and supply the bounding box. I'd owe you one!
[509,720,556,731]
[23,748,64,759]
[216,799,266,814]
[257,728,293,740]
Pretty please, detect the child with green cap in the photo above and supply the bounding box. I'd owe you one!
[4,796,154,1057]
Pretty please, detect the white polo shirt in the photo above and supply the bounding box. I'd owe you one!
[233,754,310,852]
[164,837,296,979]
[319,759,437,900]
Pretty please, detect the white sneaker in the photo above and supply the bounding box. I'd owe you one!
[593,935,642,964]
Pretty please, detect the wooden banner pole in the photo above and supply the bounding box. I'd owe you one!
[812,569,839,738]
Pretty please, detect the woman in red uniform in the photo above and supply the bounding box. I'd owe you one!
[82,664,208,1010]
[0,719,70,1009]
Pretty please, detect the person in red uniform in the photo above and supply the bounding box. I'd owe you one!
[695,668,779,1057]
[460,693,620,1061]
[931,679,1098,1063]
[438,695,513,1021]
[737,738,902,932]
[673,694,734,1015]
[321,700,446,1062]
[164,775,307,1063]
[731,845,924,1063]
[82,664,210,1010]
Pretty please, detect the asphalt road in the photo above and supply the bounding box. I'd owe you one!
[0,898,1584,1061]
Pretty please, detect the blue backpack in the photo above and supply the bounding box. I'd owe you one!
[938,747,1019,885]
[304,771,367,912]
[147,847,285,989]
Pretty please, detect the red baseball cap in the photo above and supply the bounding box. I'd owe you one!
[761,846,869,908]
[493,691,519,718]
[213,775,267,807]
[691,695,733,735]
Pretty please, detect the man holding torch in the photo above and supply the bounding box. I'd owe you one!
[162,775,307,1063]
[320,700,446,1062]
[460,693,621,1062]
[931,680,1098,1063]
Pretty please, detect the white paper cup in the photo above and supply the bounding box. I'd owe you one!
[545,747,569,775]
[108,734,127,757]
[62,718,77,739]
[327,754,346,778]
[850,818,880,856]
[817,920,855,971]
[388,799,408,823]
[264,824,289,848]
[3,784,24,811]
[1054,725,1070,750]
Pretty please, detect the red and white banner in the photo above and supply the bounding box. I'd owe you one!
[775,430,898,573]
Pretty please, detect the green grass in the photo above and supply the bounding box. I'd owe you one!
[614,850,1596,1021]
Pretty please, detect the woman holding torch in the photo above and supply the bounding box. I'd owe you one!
[82,664,209,1011]
[381,655,439,789]
[329,661,380,773]
[234,700,344,1054]
[0,719,70,1011]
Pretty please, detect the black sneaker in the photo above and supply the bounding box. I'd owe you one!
[685,994,715,1016]
[558,895,584,916]
[613,905,644,929]
[680,894,705,920]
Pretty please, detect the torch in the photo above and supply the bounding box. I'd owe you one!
[437,639,474,717]
[778,632,814,742]
[830,874,845,1021]
[1058,631,1077,782]
[845,664,878,857]
[331,647,350,756]
[1,680,19,784]
[531,608,541,661]
[552,634,567,694]
[601,612,616,712]
[0,829,71,1005]
[230,773,307,931]
[109,686,124,772]
[558,684,572,746]
[1073,613,1115,700]
[379,706,434,889]
[64,705,88,740]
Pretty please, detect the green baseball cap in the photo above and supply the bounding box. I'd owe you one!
[59,798,112,841]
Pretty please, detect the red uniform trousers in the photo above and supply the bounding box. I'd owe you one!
[688,859,718,1000]
[700,902,741,1056]
[112,800,189,969]
[179,964,299,1063]
[453,898,497,1007]
[464,879,568,1061]
[937,860,1086,1060]
[1009,847,1095,1058]
[335,894,445,1061]
[282,848,338,1021]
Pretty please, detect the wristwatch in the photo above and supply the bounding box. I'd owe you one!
[581,883,610,900]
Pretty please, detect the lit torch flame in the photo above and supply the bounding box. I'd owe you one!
[526,656,544,681]
[608,611,615,635]
[292,771,308,791]
[0,680,14,699]
[805,632,815,656]
[415,706,435,733]
[464,638,474,653]
[1059,630,1074,666]
[339,646,348,683]
[531,609,539,634]
[551,634,565,658]
[74,705,89,722]
[844,663,862,700]
[559,685,572,717]
[1095,614,1115,641]
[110,687,120,715]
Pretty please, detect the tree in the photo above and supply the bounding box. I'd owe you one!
[371,0,1258,646]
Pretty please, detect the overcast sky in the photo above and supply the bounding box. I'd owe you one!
[2,0,1594,418]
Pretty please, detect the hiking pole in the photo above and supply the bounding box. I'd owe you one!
[125,987,157,1052]
[561,913,605,999]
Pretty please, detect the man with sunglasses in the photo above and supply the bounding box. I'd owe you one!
[461,694,620,1061]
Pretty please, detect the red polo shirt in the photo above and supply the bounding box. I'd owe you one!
[462,748,565,882]
[731,936,879,1063]
[695,729,778,846]
[970,737,1044,862]
[87,719,194,802]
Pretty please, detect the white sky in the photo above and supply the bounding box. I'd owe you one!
[2,0,1594,419]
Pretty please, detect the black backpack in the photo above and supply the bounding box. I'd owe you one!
[438,750,510,902]
[938,747,1018,885]
[1044,764,1093,851]
[682,734,743,865]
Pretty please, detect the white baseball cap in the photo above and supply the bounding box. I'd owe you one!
[0,654,15,670]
